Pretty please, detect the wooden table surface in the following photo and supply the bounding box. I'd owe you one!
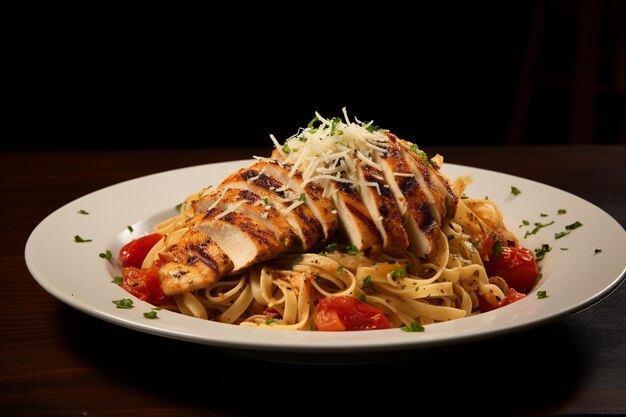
[1,146,625,416]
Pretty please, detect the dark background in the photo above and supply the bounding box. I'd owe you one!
[14,1,625,151]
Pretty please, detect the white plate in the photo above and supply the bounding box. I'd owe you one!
[25,160,626,355]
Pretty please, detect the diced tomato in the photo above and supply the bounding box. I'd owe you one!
[264,308,280,320]
[119,233,162,268]
[314,296,391,331]
[485,246,539,292]
[476,232,497,260]
[121,266,165,305]
[499,288,526,307]
[478,288,526,312]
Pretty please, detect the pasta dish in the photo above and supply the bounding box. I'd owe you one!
[116,110,539,331]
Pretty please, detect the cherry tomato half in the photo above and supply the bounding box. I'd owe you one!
[121,266,165,305]
[315,296,391,331]
[119,233,162,268]
[485,246,539,292]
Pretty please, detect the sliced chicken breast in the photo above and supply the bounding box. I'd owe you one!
[194,188,300,252]
[190,208,284,272]
[356,161,409,257]
[211,166,324,251]
[157,228,234,295]
[399,139,458,221]
[255,160,338,240]
[373,134,438,257]
[330,180,383,255]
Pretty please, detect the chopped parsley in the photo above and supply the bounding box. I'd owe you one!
[511,186,521,196]
[522,220,530,226]
[112,276,123,285]
[557,209,567,215]
[540,213,548,217]
[143,310,158,319]
[282,144,291,154]
[408,143,429,166]
[127,225,134,234]
[560,247,569,251]
[74,235,92,243]
[358,294,366,302]
[536,290,548,299]
[365,123,380,133]
[362,275,372,288]
[294,254,303,263]
[554,231,570,239]
[112,298,134,309]
[175,203,182,213]
[565,221,583,230]
[390,268,407,279]
[493,239,504,257]
[265,318,278,325]
[324,243,339,252]
[262,197,270,205]
[77,209,89,215]
[446,234,455,241]
[337,265,344,274]
[314,276,323,285]
[298,193,306,202]
[401,321,425,333]
[99,250,112,260]
[534,244,552,261]
[594,248,603,254]
[307,116,319,129]
[346,245,358,255]
[524,221,555,238]
[330,117,342,136]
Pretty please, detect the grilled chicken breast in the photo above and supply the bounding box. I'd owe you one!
[373,134,439,257]
[158,228,234,295]
[150,118,462,296]
[330,179,383,256]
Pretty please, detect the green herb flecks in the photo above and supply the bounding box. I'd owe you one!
[565,221,583,230]
[330,117,342,136]
[112,276,123,285]
[112,298,134,309]
[557,209,567,215]
[536,290,548,299]
[401,321,425,333]
[294,254,303,263]
[282,144,291,154]
[265,318,278,325]
[358,294,366,302]
[524,221,555,238]
[143,310,158,319]
[298,193,306,202]
[534,244,552,261]
[594,248,603,254]
[511,186,521,196]
[408,143,429,166]
[77,209,89,215]
[390,268,407,279]
[555,231,570,239]
[346,245,358,255]
[447,234,455,241]
[362,275,372,288]
[127,225,134,234]
[175,203,182,213]
[74,235,92,243]
[99,250,112,260]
